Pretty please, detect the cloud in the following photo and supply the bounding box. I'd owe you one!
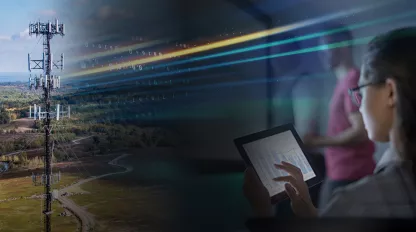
[11,28,32,41]
[0,36,11,41]
[39,9,57,16]
[0,29,34,41]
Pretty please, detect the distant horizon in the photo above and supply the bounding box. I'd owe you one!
[0,72,34,83]
[0,80,25,83]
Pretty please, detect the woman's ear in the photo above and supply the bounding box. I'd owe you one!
[385,78,397,107]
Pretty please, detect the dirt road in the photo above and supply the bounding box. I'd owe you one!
[57,153,132,232]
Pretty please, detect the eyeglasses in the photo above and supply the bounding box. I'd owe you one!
[348,81,385,107]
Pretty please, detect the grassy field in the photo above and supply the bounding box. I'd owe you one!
[0,170,81,232]
[0,154,125,198]
[70,179,175,232]
[0,147,254,232]
[67,152,254,232]
[0,171,81,200]
[0,200,78,232]
[68,149,185,232]
[0,153,125,231]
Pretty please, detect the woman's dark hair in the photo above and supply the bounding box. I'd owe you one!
[363,27,416,176]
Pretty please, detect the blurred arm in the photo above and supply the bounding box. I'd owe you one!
[315,112,368,147]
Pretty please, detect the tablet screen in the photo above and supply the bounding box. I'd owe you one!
[242,130,316,197]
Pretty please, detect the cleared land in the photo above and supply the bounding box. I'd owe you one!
[0,200,78,232]
[68,149,184,232]
[0,153,125,231]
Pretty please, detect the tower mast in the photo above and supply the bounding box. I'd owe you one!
[28,19,64,232]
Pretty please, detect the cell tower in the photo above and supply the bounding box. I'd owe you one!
[27,19,64,232]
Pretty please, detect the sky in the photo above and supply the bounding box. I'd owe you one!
[0,0,98,78]
[0,0,149,80]
[0,0,57,74]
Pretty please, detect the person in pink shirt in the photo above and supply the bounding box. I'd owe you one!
[303,23,376,207]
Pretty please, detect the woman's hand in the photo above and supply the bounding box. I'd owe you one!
[243,167,274,217]
[273,161,318,218]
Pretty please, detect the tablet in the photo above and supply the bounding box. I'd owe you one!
[234,123,322,203]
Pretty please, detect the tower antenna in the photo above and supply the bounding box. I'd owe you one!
[28,18,65,232]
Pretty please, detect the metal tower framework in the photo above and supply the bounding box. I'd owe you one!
[28,19,65,232]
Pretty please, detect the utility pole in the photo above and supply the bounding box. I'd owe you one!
[28,19,64,232]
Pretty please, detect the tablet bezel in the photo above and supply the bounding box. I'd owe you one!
[234,123,323,204]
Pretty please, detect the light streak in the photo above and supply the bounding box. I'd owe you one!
[63,0,393,78]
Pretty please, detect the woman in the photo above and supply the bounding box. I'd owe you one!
[243,27,416,218]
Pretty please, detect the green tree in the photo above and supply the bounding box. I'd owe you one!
[20,152,28,165]
[0,107,11,124]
